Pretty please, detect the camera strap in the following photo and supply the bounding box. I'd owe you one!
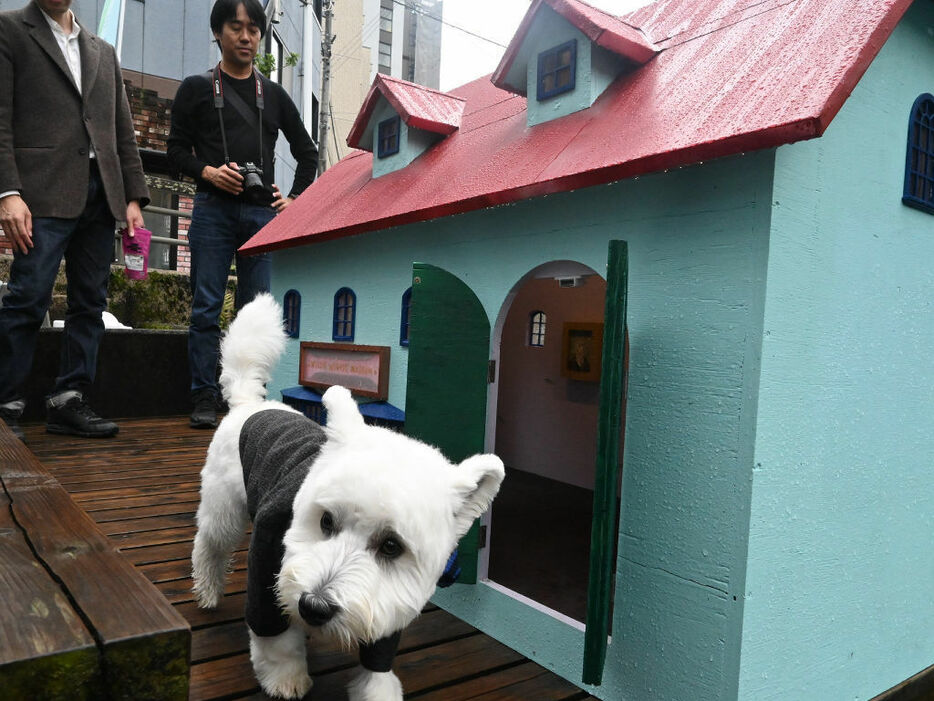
[209,64,265,168]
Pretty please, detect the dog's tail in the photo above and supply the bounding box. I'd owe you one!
[219,292,287,408]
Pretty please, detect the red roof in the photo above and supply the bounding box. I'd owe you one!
[493,0,658,94]
[242,0,912,255]
[346,74,466,150]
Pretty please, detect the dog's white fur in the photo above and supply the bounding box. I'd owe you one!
[191,293,505,700]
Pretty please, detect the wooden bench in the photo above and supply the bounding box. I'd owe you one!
[0,423,190,700]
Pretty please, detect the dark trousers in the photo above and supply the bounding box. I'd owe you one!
[0,162,115,406]
[187,192,273,396]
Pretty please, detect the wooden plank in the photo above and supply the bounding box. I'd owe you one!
[96,512,196,535]
[156,569,248,605]
[189,653,259,699]
[0,484,102,700]
[141,548,246,584]
[109,525,198,549]
[85,499,200,523]
[395,634,525,695]
[0,432,190,700]
[175,593,248,629]
[468,668,593,700]
[415,663,555,700]
[78,490,200,512]
[870,663,934,701]
[70,482,200,504]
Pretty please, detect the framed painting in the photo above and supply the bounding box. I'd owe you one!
[561,322,603,382]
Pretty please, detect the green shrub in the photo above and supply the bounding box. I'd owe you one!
[1,256,237,330]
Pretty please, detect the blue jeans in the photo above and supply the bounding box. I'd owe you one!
[187,192,273,395]
[0,163,115,405]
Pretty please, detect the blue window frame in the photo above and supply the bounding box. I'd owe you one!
[332,287,356,341]
[377,116,401,158]
[529,310,546,347]
[537,40,577,101]
[400,287,412,346]
[904,93,934,214]
[283,289,301,338]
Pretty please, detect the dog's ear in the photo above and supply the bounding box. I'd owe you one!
[322,385,365,440]
[450,455,505,539]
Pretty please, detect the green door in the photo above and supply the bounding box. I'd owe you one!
[583,240,629,685]
[404,263,491,583]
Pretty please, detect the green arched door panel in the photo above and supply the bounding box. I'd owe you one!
[405,263,491,583]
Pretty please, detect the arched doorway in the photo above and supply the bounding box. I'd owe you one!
[484,261,606,623]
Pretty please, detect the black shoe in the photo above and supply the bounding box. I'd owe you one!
[47,394,118,438]
[0,405,25,442]
[190,389,218,429]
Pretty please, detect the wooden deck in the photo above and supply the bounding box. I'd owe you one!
[9,416,596,700]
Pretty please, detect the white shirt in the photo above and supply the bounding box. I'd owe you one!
[0,8,93,200]
[43,8,83,96]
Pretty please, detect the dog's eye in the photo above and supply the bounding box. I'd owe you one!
[320,511,336,536]
[377,537,404,560]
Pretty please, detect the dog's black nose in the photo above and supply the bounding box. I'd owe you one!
[299,592,340,626]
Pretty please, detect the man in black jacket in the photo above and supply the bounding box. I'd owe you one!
[167,0,317,429]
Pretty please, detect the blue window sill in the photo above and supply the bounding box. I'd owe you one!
[281,386,405,427]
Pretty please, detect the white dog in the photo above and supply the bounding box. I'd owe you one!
[191,293,505,700]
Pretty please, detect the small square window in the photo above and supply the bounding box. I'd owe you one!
[537,40,577,101]
[377,116,401,158]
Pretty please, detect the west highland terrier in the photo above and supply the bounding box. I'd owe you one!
[191,293,505,700]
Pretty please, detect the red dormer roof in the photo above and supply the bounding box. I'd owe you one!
[492,0,658,94]
[346,74,467,150]
[242,0,913,255]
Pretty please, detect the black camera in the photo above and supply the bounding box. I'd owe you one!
[238,162,274,206]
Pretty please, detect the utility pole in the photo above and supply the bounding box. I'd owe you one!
[317,0,334,176]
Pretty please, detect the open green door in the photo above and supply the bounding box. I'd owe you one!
[404,263,491,583]
[583,240,629,685]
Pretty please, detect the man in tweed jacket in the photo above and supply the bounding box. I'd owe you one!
[0,0,149,440]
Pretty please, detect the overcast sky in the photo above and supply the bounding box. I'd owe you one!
[439,0,653,90]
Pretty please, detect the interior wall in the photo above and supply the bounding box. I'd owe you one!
[495,275,605,488]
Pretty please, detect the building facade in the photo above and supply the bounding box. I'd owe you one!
[0,0,322,276]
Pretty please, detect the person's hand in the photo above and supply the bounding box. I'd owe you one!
[124,200,145,237]
[271,184,293,213]
[0,194,33,255]
[201,162,244,195]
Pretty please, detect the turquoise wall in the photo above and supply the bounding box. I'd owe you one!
[739,3,934,699]
[268,150,775,700]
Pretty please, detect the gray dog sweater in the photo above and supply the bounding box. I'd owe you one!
[239,408,401,672]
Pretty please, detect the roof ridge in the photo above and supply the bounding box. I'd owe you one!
[376,73,467,102]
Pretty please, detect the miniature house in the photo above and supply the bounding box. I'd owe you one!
[241,0,934,699]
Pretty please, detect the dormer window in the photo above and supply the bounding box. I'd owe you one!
[491,0,657,127]
[347,74,465,177]
[378,116,401,158]
[537,40,577,101]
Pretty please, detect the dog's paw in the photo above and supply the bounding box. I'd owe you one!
[347,668,403,701]
[259,670,313,700]
[192,578,222,609]
[193,589,221,609]
[250,627,312,699]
